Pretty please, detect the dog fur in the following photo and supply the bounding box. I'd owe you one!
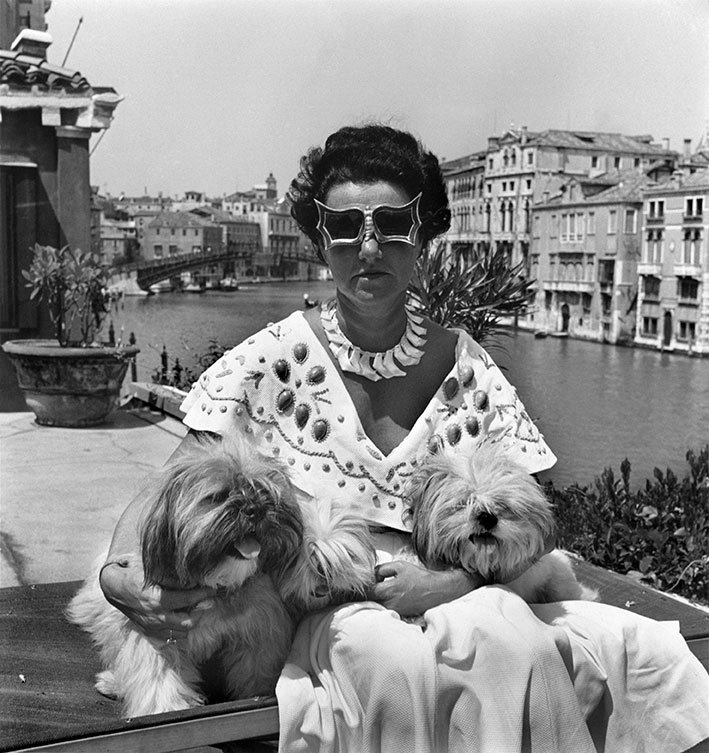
[67,435,303,717]
[278,496,377,614]
[406,447,598,603]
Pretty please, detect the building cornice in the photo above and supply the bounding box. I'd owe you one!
[0,85,123,130]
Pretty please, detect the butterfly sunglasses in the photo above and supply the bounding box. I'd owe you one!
[314,193,422,251]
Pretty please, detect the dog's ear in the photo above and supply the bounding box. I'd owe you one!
[406,465,441,567]
[139,469,184,586]
[256,475,304,577]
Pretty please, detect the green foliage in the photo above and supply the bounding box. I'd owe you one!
[549,446,709,606]
[22,244,112,347]
[409,241,535,345]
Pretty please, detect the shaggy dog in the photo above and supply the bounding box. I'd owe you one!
[405,447,598,603]
[279,496,377,614]
[67,435,303,717]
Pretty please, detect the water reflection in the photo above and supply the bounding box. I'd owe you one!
[500,331,709,489]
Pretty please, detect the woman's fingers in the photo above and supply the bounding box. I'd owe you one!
[374,561,402,581]
[156,585,217,611]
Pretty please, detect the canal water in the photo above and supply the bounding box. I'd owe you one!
[113,279,709,490]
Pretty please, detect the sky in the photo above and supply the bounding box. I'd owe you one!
[43,0,709,199]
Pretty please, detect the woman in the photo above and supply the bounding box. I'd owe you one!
[101,125,709,753]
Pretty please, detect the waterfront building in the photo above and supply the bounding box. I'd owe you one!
[637,167,709,355]
[530,170,656,343]
[142,211,223,287]
[223,173,278,217]
[190,206,262,280]
[261,199,316,279]
[0,13,122,408]
[441,151,487,260]
[90,189,138,265]
[115,193,173,214]
[113,194,173,250]
[442,127,678,275]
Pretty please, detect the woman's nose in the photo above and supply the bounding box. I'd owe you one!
[358,235,382,261]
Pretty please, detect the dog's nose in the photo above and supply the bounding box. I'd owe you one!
[243,501,263,521]
[477,511,498,531]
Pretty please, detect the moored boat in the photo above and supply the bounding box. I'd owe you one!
[149,280,173,294]
[219,277,239,291]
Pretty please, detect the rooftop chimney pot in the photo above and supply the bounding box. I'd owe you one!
[11,29,53,60]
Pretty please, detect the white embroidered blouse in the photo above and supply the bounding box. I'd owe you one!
[180,311,556,533]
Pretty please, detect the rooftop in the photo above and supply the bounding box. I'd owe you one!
[520,129,675,155]
[0,48,91,93]
[644,167,709,194]
[147,210,215,228]
[1,403,187,588]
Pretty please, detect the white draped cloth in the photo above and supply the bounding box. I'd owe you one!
[277,591,709,753]
[181,312,709,753]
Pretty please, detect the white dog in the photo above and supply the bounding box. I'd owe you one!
[67,435,303,717]
[405,447,598,603]
[279,496,377,614]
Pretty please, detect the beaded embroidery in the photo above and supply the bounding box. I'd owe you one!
[180,311,557,531]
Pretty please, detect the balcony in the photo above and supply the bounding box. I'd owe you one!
[674,263,702,277]
[637,262,662,276]
[645,215,665,224]
[544,279,595,293]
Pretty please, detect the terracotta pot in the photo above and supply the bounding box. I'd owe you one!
[2,340,140,427]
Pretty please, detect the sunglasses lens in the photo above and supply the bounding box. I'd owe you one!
[323,210,363,242]
[374,207,415,238]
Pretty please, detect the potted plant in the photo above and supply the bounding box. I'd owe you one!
[2,244,139,427]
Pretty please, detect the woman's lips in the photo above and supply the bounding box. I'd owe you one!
[356,269,388,278]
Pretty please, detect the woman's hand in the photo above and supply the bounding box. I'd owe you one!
[99,557,216,641]
[370,560,483,617]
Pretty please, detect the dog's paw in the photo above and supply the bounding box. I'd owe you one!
[580,584,601,602]
[95,669,119,699]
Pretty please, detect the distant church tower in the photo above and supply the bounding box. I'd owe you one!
[265,172,277,199]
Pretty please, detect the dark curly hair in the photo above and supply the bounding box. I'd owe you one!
[288,125,451,257]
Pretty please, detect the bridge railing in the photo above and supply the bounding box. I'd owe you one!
[111,247,322,290]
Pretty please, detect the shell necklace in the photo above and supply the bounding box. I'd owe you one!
[320,298,427,381]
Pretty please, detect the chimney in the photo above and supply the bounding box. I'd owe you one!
[662,137,670,151]
[11,29,53,59]
[683,139,692,159]
[520,125,528,145]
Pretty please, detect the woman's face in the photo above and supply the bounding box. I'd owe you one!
[320,181,422,306]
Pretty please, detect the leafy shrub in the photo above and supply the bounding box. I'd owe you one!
[549,446,709,606]
[22,244,112,346]
[409,240,534,346]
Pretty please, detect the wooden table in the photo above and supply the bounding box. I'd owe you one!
[2,562,707,752]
